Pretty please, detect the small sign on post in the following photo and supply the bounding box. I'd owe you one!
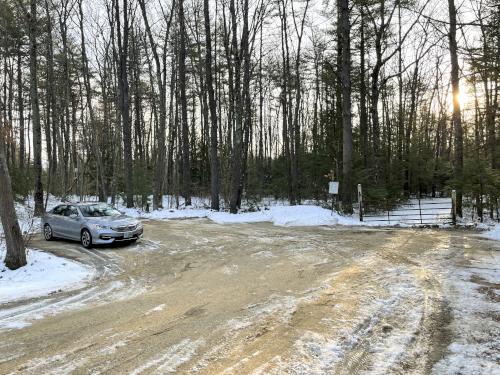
[329,181,339,195]
[329,181,339,215]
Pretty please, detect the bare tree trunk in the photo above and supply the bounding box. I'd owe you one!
[359,7,368,169]
[290,0,310,205]
[397,0,404,167]
[115,0,133,208]
[339,0,352,213]
[138,0,174,210]
[278,0,293,204]
[17,49,25,170]
[448,0,463,216]
[178,0,191,205]
[43,0,54,199]
[28,0,44,216]
[204,0,220,210]
[78,0,105,202]
[0,110,26,270]
[228,0,245,213]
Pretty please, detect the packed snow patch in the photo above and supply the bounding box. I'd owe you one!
[480,224,500,241]
[0,245,94,304]
[432,254,500,375]
[129,338,204,375]
[145,304,166,315]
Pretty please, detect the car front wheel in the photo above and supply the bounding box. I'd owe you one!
[43,224,53,241]
[81,229,92,249]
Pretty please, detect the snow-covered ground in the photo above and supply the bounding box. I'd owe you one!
[3,193,499,236]
[480,225,500,241]
[0,245,94,306]
[123,202,361,227]
[432,252,500,375]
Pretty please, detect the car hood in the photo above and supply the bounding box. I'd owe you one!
[85,215,139,227]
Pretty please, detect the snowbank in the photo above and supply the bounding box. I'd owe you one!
[90,195,362,227]
[122,204,361,227]
[4,194,495,231]
[0,245,94,304]
[480,225,500,241]
[208,205,360,226]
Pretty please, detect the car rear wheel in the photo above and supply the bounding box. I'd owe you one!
[43,224,53,241]
[81,229,92,249]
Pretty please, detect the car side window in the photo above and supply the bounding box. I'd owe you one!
[64,206,79,217]
[53,205,67,215]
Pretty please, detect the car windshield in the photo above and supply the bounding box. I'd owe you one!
[80,204,122,217]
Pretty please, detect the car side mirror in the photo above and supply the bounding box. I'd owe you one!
[70,213,79,220]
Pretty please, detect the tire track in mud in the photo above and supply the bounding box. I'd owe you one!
[192,230,455,375]
[333,232,454,375]
[0,240,155,373]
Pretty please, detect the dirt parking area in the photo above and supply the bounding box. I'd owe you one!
[0,220,498,374]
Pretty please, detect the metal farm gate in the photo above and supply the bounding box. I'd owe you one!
[357,185,457,226]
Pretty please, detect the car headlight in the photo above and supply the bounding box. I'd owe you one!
[136,222,143,229]
[89,224,109,230]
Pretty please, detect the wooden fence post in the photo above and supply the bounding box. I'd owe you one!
[358,184,363,222]
[451,190,457,225]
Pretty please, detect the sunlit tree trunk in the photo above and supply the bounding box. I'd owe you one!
[448,0,463,217]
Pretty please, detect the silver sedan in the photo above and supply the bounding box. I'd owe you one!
[42,203,143,248]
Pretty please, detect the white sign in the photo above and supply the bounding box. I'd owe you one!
[329,181,339,195]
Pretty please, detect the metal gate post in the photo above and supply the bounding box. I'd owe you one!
[418,198,423,224]
[387,200,390,225]
[358,184,363,222]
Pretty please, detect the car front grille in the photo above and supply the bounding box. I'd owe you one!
[111,224,137,232]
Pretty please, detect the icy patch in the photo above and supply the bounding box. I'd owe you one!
[222,264,239,275]
[480,225,500,241]
[0,278,142,330]
[433,342,500,375]
[226,318,253,331]
[227,295,299,333]
[99,340,128,355]
[0,246,94,304]
[251,250,276,258]
[1,320,29,330]
[145,304,166,315]
[130,338,204,375]
[290,331,345,373]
